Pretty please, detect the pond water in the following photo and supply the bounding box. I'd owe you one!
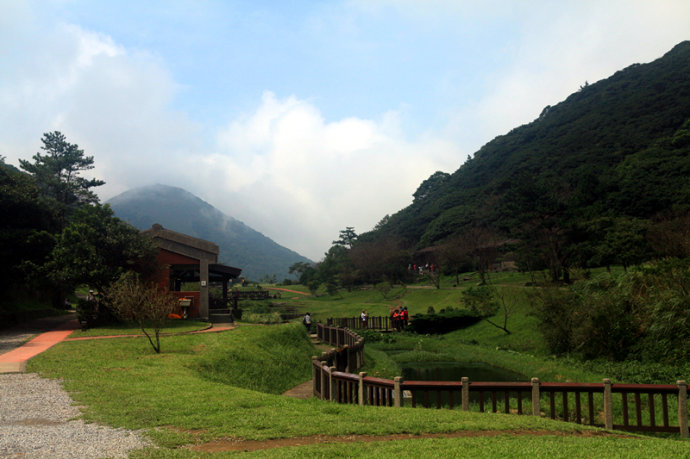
[399,361,527,407]
[401,361,526,382]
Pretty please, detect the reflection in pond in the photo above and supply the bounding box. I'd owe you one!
[401,361,526,382]
[400,361,527,408]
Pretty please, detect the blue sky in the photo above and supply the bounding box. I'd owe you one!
[1,0,688,260]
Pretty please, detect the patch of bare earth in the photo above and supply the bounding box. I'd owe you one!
[187,430,633,453]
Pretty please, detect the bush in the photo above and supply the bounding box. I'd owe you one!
[407,310,482,335]
[532,259,690,364]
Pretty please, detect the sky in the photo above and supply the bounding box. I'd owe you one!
[1,1,688,260]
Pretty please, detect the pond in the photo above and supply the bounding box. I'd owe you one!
[399,361,527,407]
[400,361,527,383]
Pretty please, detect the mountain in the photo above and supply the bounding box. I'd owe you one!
[366,41,690,250]
[107,184,311,281]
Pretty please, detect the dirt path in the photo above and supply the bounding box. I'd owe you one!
[187,429,630,453]
[282,380,313,399]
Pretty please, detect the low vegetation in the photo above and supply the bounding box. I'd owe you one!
[29,321,690,457]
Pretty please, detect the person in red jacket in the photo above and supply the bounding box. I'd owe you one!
[392,309,400,331]
[401,306,409,328]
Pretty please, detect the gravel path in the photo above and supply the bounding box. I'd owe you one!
[0,373,150,458]
[0,315,151,457]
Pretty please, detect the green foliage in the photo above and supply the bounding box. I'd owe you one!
[0,161,56,308]
[362,43,690,279]
[462,286,499,316]
[242,311,283,324]
[407,309,482,335]
[19,131,104,229]
[532,259,690,364]
[43,203,157,293]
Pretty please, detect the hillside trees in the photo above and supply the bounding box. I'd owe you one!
[361,43,690,281]
[43,203,157,295]
[0,158,56,305]
[3,132,155,314]
[19,131,104,230]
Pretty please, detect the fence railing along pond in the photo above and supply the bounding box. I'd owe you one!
[312,322,689,437]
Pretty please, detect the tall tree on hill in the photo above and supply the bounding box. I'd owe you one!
[19,131,104,230]
[333,227,358,248]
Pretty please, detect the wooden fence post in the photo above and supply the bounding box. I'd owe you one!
[678,380,688,439]
[344,345,351,373]
[359,372,367,406]
[394,377,403,407]
[329,366,337,402]
[461,377,470,411]
[603,379,613,430]
[531,377,541,416]
[320,364,328,400]
[312,356,319,397]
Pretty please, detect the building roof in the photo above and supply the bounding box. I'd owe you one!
[142,223,219,262]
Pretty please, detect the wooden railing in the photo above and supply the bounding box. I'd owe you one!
[313,322,365,373]
[326,316,395,331]
[311,323,689,437]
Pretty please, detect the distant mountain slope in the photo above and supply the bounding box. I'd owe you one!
[367,41,690,249]
[107,184,311,280]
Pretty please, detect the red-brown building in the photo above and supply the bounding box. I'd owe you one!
[142,224,241,320]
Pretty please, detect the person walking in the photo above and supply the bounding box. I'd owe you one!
[360,310,368,329]
[303,312,312,332]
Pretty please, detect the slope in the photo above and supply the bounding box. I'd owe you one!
[107,184,311,280]
[370,41,690,250]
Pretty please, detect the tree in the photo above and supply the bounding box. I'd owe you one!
[413,171,449,202]
[106,272,178,353]
[437,236,473,285]
[349,237,410,284]
[0,159,56,309]
[19,131,104,230]
[450,227,501,285]
[333,227,358,249]
[462,285,513,335]
[44,204,157,295]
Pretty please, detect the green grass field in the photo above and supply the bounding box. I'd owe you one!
[28,321,690,456]
[25,273,690,456]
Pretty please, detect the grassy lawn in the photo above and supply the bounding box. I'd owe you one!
[28,319,690,457]
[69,320,211,337]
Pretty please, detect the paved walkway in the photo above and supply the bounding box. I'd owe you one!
[0,314,79,373]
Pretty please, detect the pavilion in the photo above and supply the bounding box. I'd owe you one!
[142,224,242,320]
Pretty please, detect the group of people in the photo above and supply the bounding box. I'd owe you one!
[390,306,408,331]
[408,263,437,275]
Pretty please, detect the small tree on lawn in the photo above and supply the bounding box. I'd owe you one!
[107,272,177,353]
[461,285,513,335]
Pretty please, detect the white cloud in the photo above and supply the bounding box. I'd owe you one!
[2,0,688,262]
[441,0,690,153]
[0,13,202,199]
[197,92,462,259]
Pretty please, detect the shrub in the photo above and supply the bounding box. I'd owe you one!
[532,259,690,364]
[407,310,482,335]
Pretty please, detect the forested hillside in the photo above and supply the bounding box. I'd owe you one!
[363,41,690,281]
[108,184,312,281]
